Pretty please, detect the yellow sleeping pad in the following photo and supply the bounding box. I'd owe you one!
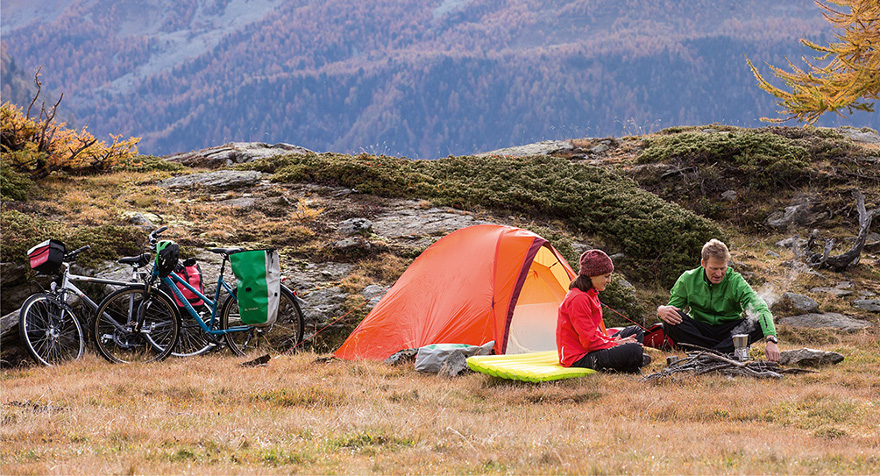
[466,350,596,382]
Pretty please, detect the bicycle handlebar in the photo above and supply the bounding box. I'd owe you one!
[64,245,91,261]
[148,226,168,244]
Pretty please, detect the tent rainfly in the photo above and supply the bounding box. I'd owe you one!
[334,224,576,360]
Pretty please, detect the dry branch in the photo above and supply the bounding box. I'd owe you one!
[797,190,876,271]
[643,350,816,382]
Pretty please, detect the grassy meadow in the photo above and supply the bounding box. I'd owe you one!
[2,330,879,475]
[3,125,879,474]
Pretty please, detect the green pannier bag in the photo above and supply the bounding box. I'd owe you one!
[229,249,281,326]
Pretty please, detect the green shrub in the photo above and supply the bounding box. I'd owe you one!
[0,158,35,200]
[637,129,811,190]
[244,153,722,286]
[1,210,143,268]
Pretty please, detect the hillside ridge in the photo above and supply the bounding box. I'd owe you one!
[4,0,878,160]
[2,125,878,364]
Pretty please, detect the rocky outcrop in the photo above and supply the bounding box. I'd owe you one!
[475,140,575,158]
[157,170,264,191]
[164,142,313,168]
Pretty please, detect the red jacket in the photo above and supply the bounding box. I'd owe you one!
[557,287,615,367]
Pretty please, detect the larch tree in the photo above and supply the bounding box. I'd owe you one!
[747,0,879,123]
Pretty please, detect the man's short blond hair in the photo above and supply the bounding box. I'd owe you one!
[701,239,730,262]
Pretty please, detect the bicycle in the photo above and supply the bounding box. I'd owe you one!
[18,243,155,366]
[93,228,304,362]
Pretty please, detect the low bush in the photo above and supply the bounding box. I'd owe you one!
[1,210,143,269]
[0,159,35,200]
[637,129,812,190]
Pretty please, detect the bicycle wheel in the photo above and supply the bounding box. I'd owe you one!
[221,285,305,356]
[19,293,85,366]
[93,287,179,363]
[173,309,217,357]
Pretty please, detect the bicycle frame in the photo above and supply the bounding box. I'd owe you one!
[56,263,144,315]
[157,263,249,336]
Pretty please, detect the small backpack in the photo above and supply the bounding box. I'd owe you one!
[643,322,675,350]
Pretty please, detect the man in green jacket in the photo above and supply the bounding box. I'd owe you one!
[657,239,780,361]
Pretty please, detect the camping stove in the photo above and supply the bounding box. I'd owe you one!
[732,334,750,361]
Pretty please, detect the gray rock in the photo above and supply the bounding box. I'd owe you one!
[339,218,373,236]
[810,282,855,297]
[125,212,160,227]
[781,292,819,312]
[333,236,371,250]
[299,286,348,326]
[361,285,389,307]
[836,127,880,144]
[157,170,263,191]
[778,313,871,332]
[165,142,314,168]
[765,250,782,258]
[384,348,418,365]
[475,140,574,158]
[0,262,29,288]
[217,197,257,209]
[437,350,469,378]
[371,204,490,241]
[775,237,808,249]
[852,299,880,312]
[766,196,818,229]
[589,143,610,154]
[778,348,845,366]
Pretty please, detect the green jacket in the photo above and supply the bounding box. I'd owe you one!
[667,266,777,337]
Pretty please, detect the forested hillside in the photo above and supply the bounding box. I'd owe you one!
[2,0,877,158]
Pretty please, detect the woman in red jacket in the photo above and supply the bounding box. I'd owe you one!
[557,249,649,372]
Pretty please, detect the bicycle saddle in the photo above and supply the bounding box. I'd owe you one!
[209,247,244,255]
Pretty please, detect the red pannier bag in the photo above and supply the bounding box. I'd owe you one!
[27,240,65,274]
[169,258,205,307]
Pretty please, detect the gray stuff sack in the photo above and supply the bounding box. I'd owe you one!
[414,341,495,373]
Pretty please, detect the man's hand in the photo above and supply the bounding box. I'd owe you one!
[765,341,780,362]
[657,305,682,325]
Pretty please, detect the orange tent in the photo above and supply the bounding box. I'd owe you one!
[334,224,576,360]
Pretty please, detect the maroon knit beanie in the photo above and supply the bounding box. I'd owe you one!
[579,249,614,277]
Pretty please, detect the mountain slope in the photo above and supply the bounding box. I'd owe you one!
[2,0,877,158]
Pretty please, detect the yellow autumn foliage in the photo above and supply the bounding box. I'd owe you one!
[1,100,140,178]
[748,0,879,123]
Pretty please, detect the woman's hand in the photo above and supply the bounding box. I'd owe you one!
[614,335,638,346]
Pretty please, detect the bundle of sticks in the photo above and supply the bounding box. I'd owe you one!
[643,347,816,381]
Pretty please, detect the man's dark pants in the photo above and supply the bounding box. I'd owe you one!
[663,310,764,353]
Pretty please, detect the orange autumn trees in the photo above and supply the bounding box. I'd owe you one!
[1,69,140,180]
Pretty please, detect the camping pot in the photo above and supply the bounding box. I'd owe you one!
[732,334,750,361]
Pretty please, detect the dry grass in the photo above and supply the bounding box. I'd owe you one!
[2,332,879,475]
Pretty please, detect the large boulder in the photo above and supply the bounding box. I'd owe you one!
[778,312,872,332]
[164,142,313,168]
[778,348,845,366]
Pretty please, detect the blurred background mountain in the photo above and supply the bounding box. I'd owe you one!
[3,0,877,159]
